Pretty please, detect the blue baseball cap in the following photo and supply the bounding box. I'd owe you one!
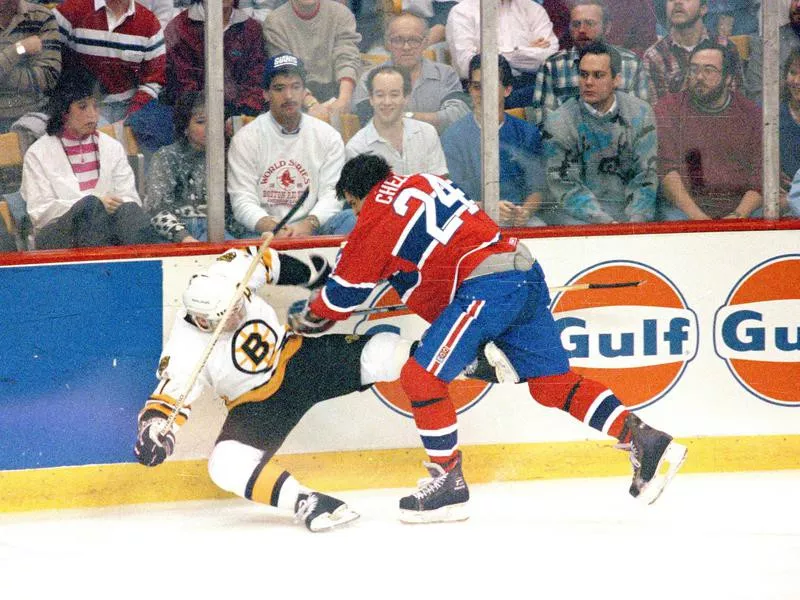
[263,53,307,88]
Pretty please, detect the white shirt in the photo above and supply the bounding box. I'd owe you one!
[227,112,345,232]
[446,0,559,79]
[345,117,448,176]
[137,0,177,29]
[21,132,140,231]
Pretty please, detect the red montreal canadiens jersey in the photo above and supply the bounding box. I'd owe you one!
[312,173,517,323]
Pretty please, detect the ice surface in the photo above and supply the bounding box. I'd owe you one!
[1,471,798,600]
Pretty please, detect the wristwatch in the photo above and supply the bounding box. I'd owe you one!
[404,111,414,119]
[15,42,26,56]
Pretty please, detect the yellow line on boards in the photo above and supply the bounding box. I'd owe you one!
[1,436,799,513]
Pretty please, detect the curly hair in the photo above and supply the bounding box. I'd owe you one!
[336,154,392,201]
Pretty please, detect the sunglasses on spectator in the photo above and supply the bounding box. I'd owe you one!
[388,36,425,49]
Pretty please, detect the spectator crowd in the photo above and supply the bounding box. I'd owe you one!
[0,0,797,252]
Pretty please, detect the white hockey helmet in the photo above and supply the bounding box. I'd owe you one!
[182,273,244,332]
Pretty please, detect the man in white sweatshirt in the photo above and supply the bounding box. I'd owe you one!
[227,53,347,238]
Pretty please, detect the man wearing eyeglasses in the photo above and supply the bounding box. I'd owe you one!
[351,11,469,132]
[643,0,743,103]
[655,40,762,220]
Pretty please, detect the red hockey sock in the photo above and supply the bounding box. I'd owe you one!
[401,358,458,465]
[527,370,630,439]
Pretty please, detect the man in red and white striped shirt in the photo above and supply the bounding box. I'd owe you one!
[53,0,166,124]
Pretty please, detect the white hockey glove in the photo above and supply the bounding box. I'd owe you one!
[134,414,176,467]
[287,291,336,336]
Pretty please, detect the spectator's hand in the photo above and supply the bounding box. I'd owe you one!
[307,102,330,121]
[180,235,200,243]
[19,36,43,55]
[255,215,280,236]
[781,171,793,191]
[225,117,234,139]
[513,205,534,227]
[498,200,518,227]
[327,96,350,116]
[529,37,551,49]
[100,195,124,214]
[282,217,317,238]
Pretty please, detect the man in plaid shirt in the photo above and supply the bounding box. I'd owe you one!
[643,0,742,103]
[529,0,649,126]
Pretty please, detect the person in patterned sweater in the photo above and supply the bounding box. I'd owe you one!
[145,91,238,243]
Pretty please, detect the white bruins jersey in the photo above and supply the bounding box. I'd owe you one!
[144,248,300,426]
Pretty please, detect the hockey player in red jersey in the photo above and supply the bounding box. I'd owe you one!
[291,154,688,523]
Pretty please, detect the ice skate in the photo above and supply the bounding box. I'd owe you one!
[399,451,469,523]
[459,341,519,383]
[295,492,360,532]
[483,341,519,384]
[616,413,687,505]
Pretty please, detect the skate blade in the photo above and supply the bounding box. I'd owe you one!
[308,506,361,532]
[399,502,469,524]
[637,441,688,506]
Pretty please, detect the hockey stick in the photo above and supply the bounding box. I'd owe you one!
[351,280,644,316]
[160,190,310,435]
[548,280,644,293]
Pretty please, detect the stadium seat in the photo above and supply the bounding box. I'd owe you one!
[0,131,29,250]
[0,130,22,170]
[729,35,750,61]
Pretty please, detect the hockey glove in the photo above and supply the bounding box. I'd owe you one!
[134,416,176,467]
[306,254,331,289]
[287,291,336,335]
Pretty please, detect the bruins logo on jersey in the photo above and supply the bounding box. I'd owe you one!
[232,319,281,374]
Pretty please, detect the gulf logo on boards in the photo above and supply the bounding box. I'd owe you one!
[355,284,492,418]
[551,261,698,409]
[713,255,800,406]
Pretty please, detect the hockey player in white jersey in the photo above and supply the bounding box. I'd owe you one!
[134,247,425,532]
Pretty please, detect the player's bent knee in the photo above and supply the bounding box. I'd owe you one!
[527,370,583,408]
[361,332,412,385]
[400,357,448,401]
[207,440,264,497]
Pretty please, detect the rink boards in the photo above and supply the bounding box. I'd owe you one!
[1,225,799,511]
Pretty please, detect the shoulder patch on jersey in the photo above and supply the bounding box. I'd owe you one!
[217,251,237,263]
